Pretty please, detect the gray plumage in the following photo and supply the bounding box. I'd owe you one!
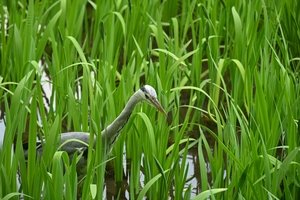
[24,85,167,176]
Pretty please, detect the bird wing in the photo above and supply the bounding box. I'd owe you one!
[24,132,94,158]
[58,132,93,155]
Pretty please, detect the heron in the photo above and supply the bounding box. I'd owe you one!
[24,85,167,177]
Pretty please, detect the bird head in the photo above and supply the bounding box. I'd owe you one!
[140,85,167,116]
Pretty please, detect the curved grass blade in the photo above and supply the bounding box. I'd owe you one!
[2,193,32,200]
[193,188,228,200]
[136,169,170,200]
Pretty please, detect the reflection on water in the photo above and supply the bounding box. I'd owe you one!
[184,147,212,196]
[0,108,5,145]
[103,146,212,199]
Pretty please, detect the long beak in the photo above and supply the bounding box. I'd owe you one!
[151,98,167,116]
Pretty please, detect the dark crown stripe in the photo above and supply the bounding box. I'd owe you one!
[140,86,146,92]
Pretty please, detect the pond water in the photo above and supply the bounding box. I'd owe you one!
[0,113,4,145]
[103,146,212,199]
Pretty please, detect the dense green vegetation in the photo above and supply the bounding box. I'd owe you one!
[0,0,299,199]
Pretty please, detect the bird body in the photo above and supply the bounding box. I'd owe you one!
[24,85,167,177]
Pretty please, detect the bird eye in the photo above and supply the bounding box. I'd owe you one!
[145,94,150,100]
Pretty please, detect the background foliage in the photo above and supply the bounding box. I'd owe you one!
[0,0,299,199]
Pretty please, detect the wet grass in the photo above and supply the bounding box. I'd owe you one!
[1,0,300,199]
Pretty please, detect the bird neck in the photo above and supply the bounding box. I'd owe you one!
[101,90,142,147]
